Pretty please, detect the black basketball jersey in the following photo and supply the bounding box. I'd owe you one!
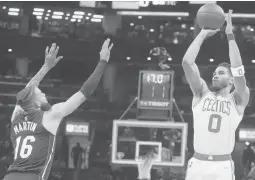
[8,110,56,180]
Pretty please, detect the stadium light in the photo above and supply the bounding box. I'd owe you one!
[33,12,43,16]
[93,14,104,19]
[181,24,186,29]
[91,18,102,22]
[53,11,64,15]
[36,16,42,19]
[74,11,85,15]
[9,8,19,12]
[173,38,178,44]
[52,15,62,19]
[8,12,19,16]
[33,8,44,12]
[72,15,83,19]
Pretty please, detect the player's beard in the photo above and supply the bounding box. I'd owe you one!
[40,102,52,111]
[212,81,228,92]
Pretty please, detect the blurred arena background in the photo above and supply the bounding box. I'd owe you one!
[1,1,255,180]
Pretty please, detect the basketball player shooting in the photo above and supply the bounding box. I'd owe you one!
[4,39,113,180]
[182,10,250,180]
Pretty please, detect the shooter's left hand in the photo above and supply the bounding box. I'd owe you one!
[225,9,233,34]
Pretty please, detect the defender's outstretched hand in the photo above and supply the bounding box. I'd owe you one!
[225,9,233,34]
[100,38,113,62]
[44,43,63,68]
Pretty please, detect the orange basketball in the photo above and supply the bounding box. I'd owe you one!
[196,3,225,29]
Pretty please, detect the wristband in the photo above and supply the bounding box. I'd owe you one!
[231,65,245,77]
[227,33,235,41]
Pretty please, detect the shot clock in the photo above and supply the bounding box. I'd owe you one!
[137,70,174,112]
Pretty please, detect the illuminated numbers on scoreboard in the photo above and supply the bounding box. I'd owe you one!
[146,74,164,84]
[208,114,222,133]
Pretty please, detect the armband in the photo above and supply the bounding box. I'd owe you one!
[231,65,245,77]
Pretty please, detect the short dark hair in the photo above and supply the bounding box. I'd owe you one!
[217,62,232,76]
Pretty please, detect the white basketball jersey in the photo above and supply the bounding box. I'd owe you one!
[192,90,243,155]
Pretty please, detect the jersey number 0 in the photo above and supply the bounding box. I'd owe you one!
[208,114,222,133]
[14,136,35,160]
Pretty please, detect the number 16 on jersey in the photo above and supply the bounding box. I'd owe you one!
[14,136,35,159]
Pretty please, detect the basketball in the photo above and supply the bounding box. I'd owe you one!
[196,3,225,29]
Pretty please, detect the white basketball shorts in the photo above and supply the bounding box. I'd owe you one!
[185,157,235,180]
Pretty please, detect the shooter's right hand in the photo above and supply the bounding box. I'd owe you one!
[99,38,114,62]
[200,29,220,38]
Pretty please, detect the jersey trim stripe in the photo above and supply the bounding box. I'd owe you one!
[39,135,56,180]
[231,93,242,116]
[192,90,210,109]
[230,160,235,180]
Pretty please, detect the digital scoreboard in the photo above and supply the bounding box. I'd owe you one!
[137,70,174,110]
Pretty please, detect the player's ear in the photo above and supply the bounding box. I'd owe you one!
[229,76,234,85]
[35,101,41,107]
[228,76,234,86]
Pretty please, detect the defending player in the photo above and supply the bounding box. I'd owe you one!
[182,10,250,180]
[4,39,113,180]
[10,43,63,120]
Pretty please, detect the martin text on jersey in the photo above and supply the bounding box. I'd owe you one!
[13,122,38,135]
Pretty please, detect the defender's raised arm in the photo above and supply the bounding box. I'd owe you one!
[48,39,113,119]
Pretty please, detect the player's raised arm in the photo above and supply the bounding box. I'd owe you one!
[11,43,63,122]
[182,28,219,97]
[49,39,113,119]
[225,10,250,106]
[26,43,63,87]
